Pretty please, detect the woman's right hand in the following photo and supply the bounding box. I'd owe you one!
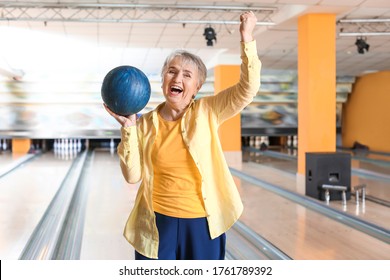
[103,103,137,127]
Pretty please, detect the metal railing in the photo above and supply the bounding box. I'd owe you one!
[227,221,292,260]
[0,152,41,179]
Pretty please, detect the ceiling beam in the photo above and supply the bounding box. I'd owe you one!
[337,18,390,36]
[0,2,276,26]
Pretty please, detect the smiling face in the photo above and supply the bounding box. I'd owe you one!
[161,56,201,111]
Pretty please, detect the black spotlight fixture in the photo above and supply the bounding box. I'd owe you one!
[203,26,217,47]
[355,37,370,54]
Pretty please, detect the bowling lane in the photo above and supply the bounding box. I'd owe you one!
[0,151,18,166]
[243,149,390,203]
[0,151,36,177]
[341,148,390,164]
[235,175,390,259]
[348,153,390,203]
[0,152,74,259]
[245,147,390,177]
[237,161,390,231]
[79,148,138,260]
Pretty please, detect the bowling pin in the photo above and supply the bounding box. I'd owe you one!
[287,136,291,147]
[110,139,115,149]
[260,136,265,144]
[110,139,115,155]
[256,136,262,149]
[74,141,78,155]
[71,144,77,159]
[69,139,73,150]
[77,139,82,152]
[56,139,60,154]
[2,139,7,150]
[293,135,298,148]
[60,145,64,159]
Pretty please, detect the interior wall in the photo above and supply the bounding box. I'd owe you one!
[342,71,390,152]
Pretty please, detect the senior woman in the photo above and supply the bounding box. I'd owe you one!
[104,11,261,260]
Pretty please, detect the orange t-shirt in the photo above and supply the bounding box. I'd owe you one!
[151,113,206,218]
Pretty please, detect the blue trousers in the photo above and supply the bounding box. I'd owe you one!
[135,212,226,260]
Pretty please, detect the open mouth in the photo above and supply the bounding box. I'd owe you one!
[170,85,183,95]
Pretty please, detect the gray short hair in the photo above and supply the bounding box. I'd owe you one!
[161,50,207,87]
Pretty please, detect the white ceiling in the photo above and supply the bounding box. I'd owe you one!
[1,0,390,82]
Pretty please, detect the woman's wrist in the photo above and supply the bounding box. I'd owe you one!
[241,33,253,43]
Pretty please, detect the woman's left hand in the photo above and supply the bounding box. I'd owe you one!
[239,11,257,42]
[103,103,137,127]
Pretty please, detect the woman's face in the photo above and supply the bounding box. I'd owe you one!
[162,56,200,110]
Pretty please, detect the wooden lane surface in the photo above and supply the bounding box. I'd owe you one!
[235,169,390,259]
[238,161,390,231]
[0,153,72,259]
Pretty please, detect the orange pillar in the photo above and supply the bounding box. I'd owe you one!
[12,138,31,154]
[297,14,336,175]
[214,64,242,168]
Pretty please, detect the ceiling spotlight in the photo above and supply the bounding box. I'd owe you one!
[203,26,217,47]
[355,37,370,54]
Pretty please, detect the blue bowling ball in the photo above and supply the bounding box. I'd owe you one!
[101,65,151,116]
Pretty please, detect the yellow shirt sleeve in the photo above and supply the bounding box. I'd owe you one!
[203,40,261,124]
[117,125,142,184]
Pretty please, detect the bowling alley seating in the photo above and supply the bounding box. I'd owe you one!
[321,184,348,206]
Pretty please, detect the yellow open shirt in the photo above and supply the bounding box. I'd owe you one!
[117,40,261,259]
